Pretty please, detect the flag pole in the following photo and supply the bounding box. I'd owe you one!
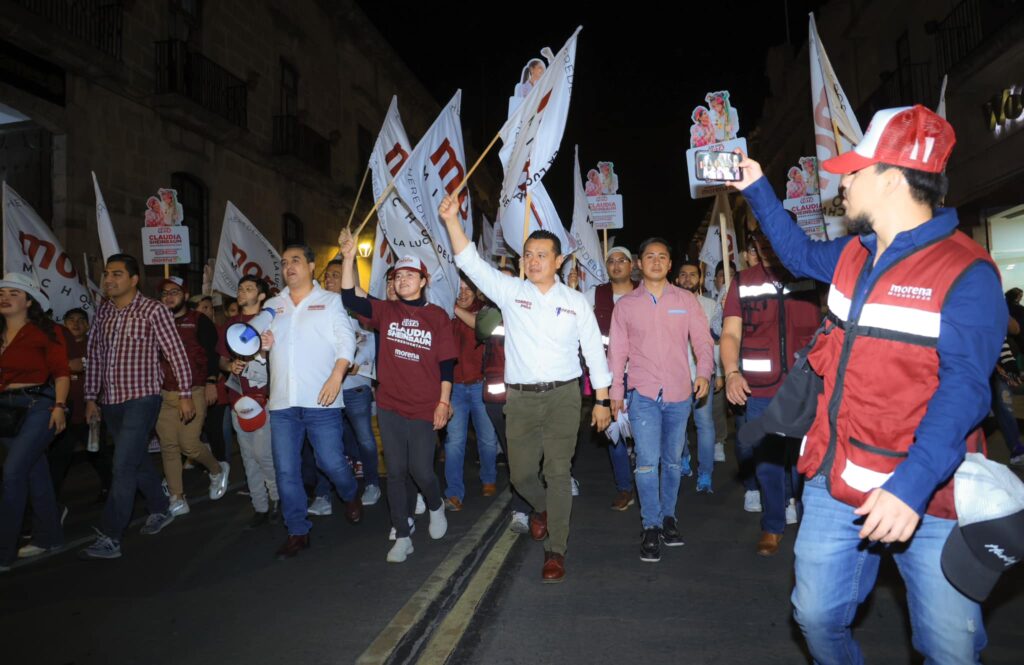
[718,193,732,293]
[353,181,394,238]
[345,164,372,231]
[520,192,532,279]
[453,129,503,199]
[602,229,608,258]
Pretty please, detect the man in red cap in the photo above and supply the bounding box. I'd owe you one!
[733,105,1005,662]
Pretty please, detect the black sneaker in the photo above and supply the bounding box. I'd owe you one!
[246,511,270,530]
[640,527,661,562]
[269,500,280,525]
[661,517,684,547]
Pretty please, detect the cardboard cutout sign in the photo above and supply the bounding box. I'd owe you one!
[783,156,827,240]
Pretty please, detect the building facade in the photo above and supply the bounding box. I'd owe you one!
[744,0,1024,290]
[0,0,495,296]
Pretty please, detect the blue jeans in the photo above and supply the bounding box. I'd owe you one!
[991,374,1022,454]
[793,475,986,664]
[733,402,759,491]
[0,390,62,565]
[271,407,359,536]
[687,389,716,476]
[100,395,166,541]
[629,390,691,529]
[342,386,379,486]
[443,382,498,500]
[747,396,802,534]
[608,439,632,492]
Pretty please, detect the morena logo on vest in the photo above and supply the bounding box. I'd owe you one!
[887,284,933,301]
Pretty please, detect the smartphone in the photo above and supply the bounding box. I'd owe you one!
[695,150,742,182]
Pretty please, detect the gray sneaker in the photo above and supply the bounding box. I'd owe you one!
[140,511,175,536]
[78,530,122,560]
[361,484,382,506]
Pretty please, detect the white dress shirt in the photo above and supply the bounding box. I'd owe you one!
[265,283,356,410]
[456,244,612,388]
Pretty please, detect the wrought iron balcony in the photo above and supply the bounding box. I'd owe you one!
[856,62,937,121]
[11,0,123,59]
[273,115,331,176]
[933,0,1024,73]
[154,40,247,129]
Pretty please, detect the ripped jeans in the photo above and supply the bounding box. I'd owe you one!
[629,389,691,530]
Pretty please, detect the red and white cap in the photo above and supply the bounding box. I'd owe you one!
[232,395,267,432]
[822,105,955,175]
[158,275,186,292]
[393,255,428,278]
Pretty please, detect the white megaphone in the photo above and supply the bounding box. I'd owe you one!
[226,307,275,357]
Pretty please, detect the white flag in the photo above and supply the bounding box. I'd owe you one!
[698,195,740,295]
[809,13,863,240]
[212,202,282,297]
[477,214,495,259]
[82,252,103,308]
[3,183,95,321]
[91,172,121,261]
[936,74,948,119]
[499,182,573,257]
[391,91,472,316]
[368,228,396,301]
[570,146,607,286]
[498,27,581,213]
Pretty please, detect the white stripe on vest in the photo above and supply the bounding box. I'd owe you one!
[738,282,779,298]
[487,383,506,395]
[840,458,893,493]
[827,287,851,322]
[742,358,773,373]
[859,303,941,339]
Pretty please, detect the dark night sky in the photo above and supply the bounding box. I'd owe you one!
[357,1,823,257]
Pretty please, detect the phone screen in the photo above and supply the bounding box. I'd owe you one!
[695,151,742,182]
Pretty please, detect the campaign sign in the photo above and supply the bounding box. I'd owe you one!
[141,225,191,265]
[589,194,623,230]
[783,196,828,241]
[685,137,747,199]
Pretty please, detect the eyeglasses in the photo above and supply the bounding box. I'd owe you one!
[160,289,183,297]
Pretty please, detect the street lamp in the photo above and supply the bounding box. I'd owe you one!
[357,240,372,258]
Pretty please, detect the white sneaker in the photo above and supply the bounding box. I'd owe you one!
[208,461,230,500]
[168,497,190,516]
[786,498,799,525]
[714,442,726,462]
[428,505,448,539]
[414,493,427,515]
[307,495,332,516]
[387,537,414,563]
[744,490,763,513]
[509,511,529,534]
[571,477,580,497]
[1010,453,1024,468]
[361,484,382,506]
[388,518,416,541]
[17,543,53,559]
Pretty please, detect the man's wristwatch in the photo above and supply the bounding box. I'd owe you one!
[595,399,611,408]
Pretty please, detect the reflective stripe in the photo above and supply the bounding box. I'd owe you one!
[738,283,779,298]
[839,458,893,493]
[783,280,817,294]
[799,435,807,457]
[486,383,506,395]
[858,303,940,339]
[601,335,610,346]
[492,325,505,336]
[741,358,773,372]
[827,287,851,322]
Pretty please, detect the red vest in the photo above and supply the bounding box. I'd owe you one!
[801,231,993,518]
[161,310,207,390]
[737,265,822,397]
[593,281,638,337]
[481,320,506,404]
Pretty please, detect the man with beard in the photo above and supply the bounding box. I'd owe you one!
[675,261,723,492]
[733,105,1004,662]
[155,276,228,516]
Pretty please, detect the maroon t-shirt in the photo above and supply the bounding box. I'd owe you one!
[216,312,270,401]
[371,299,456,422]
[453,300,484,384]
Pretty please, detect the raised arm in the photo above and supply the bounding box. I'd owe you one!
[440,195,516,309]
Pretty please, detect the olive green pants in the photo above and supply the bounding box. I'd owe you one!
[504,382,581,555]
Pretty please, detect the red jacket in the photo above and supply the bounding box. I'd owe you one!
[160,310,210,391]
[801,231,992,518]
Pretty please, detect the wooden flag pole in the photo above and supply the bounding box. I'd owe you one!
[163,264,170,279]
[718,193,732,293]
[453,129,503,199]
[602,229,608,258]
[520,192,532,279]
[345,164,372,231]
[353,181,395,238]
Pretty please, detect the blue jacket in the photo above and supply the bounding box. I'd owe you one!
[742,177,1006,514]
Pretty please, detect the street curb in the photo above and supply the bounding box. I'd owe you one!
[355,490,513,665]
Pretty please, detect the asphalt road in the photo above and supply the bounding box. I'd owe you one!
[2,419,1023,664]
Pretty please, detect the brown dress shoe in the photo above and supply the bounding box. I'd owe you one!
[756,531,783,557]
[529,511,548,541]
[275,534,310,560]
[445,496,463,511]
[542,551,565,583]
[482,483,497,497]
[344,499,363,524]
[610,490,635,511]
